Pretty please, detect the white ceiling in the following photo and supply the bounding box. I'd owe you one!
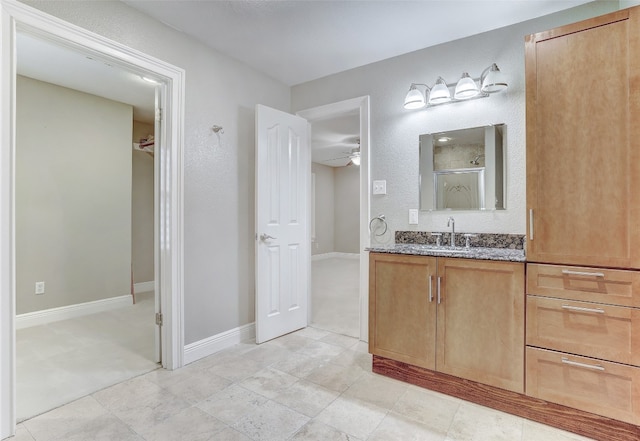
[124,0,594,87]
[311,112,360,167]
[17,32,157,123]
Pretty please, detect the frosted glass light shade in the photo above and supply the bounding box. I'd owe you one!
[454,72,479,99]
[428,77,451,104]
[404,85,426,109]
[481,63,508,93]
[350,155,361,166]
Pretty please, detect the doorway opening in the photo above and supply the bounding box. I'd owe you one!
[1,3,185,438]
[310,112,361,337]
[14,32,160,420]
[297,96,371,342]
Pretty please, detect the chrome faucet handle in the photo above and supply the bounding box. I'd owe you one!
[431,232,442,247]
[463,233,477,249]
[447,217,455,247]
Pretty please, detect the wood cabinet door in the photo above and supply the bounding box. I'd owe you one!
[436,258,525,393]
[525,8,640,269]
[369,253,437,369]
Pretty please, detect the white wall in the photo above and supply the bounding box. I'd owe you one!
[312,163,359,255]
[292,1,617,242]
[16,75,132,314]
[132,121,154,284]
[312,163,334,255]
[21,0,291,344]
[334,166,360,253]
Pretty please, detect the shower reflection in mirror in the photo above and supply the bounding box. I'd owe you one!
[419,124,505,211]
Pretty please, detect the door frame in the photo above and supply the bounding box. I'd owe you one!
[0,2,185,438]
[296,96,371,341]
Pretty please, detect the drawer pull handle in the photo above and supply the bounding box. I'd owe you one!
[561,269,605,278]
[561,357,605,371]
[561,305,605,314]
[428,275,433,302]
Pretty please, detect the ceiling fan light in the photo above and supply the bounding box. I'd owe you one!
[481,63,508,93]
[454,72,479,100]
[428,77,451,104]
[404,84,426,109]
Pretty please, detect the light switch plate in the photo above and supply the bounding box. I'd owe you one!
[409,209,419,225]
[372,180,387,195]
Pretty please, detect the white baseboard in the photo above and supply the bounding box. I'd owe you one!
[312,252,360,261]
[16,295,133,330]
[134,281,155,294]
[183,322,255,365]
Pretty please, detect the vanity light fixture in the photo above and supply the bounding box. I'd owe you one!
[404,83,428,109]
[429,77,451,104]
[403,63,508,110]
[480,63,508,93]
[454,72,479,99]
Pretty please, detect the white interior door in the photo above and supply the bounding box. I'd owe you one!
[255,104,309,344]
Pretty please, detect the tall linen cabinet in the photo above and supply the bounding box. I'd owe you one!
[526,6,640,427]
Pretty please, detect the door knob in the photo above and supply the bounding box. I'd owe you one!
[260,233,277,241]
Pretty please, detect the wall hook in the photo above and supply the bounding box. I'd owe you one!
[211,125,224,134]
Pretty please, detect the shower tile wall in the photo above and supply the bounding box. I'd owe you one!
[434,143,484,170]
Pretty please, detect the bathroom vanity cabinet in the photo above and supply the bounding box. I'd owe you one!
[369,252,524,393]
[525,7,640,269]
[523,5,640,435]
[526,263,640,425]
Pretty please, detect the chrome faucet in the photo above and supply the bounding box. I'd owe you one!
[447,216,455,247]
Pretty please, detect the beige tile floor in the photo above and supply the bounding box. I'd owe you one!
[311,256,360,338]
[13,326,595,441]
[16,291,159,421]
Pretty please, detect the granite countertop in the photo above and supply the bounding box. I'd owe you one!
[367,244,526,262]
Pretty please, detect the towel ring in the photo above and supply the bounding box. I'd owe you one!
[369,214,388,236]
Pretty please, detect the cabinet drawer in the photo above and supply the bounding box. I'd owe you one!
[526,296,640,366]
[526,347,640,425]
[527,263,640,307]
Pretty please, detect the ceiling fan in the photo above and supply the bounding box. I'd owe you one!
[320,138,361,167]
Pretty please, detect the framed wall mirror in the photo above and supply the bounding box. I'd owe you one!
[419,124,505,211]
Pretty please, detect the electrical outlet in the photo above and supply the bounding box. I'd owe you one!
[372,180,387,195]
[409,209,419,225]
[35,281,45,295]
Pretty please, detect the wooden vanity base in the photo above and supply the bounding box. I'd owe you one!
[373,355,640,441]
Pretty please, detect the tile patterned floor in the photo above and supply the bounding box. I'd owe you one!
[13,326,595,441]
[16,291,158,421]
[311,256,359,338]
